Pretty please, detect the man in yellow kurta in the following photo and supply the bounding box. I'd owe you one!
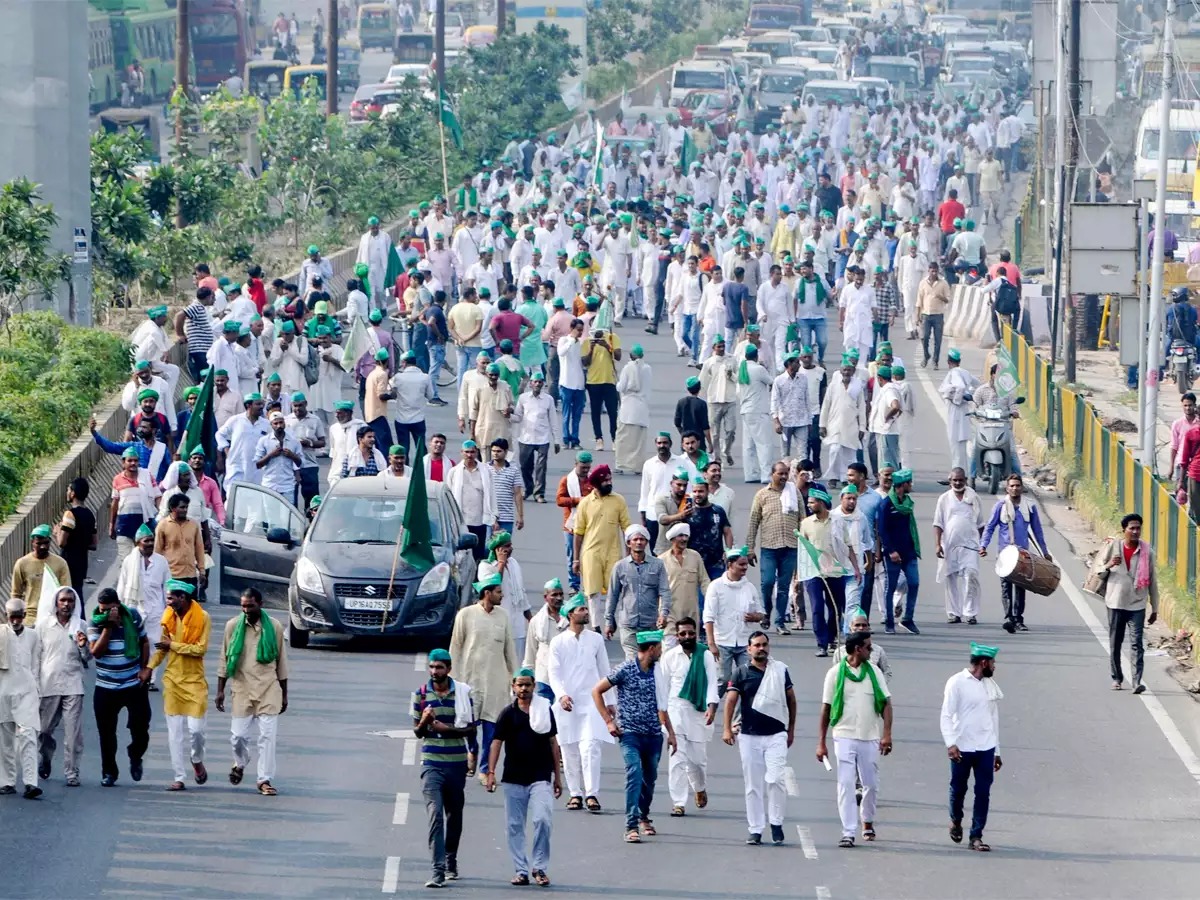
[10,525,71,620]
[217,586,288,795]
[146,579,210,791]
[469,364,515,450]
[658,522,711,646]
[571,464,632,629]
[449,572,517,782]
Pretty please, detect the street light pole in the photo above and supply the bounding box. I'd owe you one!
[326,0,339,115]
[175,0,190,227]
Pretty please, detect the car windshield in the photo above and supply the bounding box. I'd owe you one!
[760,73,806,93]
[869,62,919,86]
[310,495,444,545]
[750,7,802,28]
[805,84,859,104]
[675,69,725,89]
[361,9,390,25]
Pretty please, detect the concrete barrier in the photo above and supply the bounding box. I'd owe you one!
[945,283,995,348]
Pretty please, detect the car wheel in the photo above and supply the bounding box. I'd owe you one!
[289,624,310,648]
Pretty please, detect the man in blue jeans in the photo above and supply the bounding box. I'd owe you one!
[591,629,678,844]
[745,462,801,634]
[876,468,921,635]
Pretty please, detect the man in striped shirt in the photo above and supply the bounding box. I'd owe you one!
[412,648,478,888]
[87,587,151,787]
[174,287,216,381]
[870,267,897,361]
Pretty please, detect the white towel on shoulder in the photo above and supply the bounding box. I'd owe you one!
[529,695,553,734]
[453,681,475,729]
[750,658,789,727]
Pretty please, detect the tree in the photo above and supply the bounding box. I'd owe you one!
[587,0,646,66]
[0,179,71,334]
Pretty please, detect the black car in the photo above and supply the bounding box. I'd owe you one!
[217,478,478,648]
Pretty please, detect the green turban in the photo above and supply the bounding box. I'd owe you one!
[486,530,512,562]
[428,648,452,663]
[137,388,159,402]
[166,579,195,595]
[135,523,155,541]
[147,305,168,318]
[970,642,999,659]
[877,365,893,379]
[182,386,200,400]
[30,524,52,539]
[809,489,832,506]
[562,592,588,614]
[635,630,664,645]
[892,469,913,485]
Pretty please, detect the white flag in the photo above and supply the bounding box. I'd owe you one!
[620,88,631,111]
[564,120,581,149]
[561,81,584,111]
[652,88,664,109]
[341,315,374,371]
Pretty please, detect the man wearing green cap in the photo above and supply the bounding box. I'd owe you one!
[798,486,859,654]
[614,344,651,475]
[818,630,893,848]
[131,304,180,410]
[265,315,310,398]
[939,350,980,474]
[940,642,1003,852]
[591,628,676,843]
[356,215,395,309]
[10,525,71,623]
[877,468,921,635]
[123,359,177,434]
[868,364,904,471]
[450,573,518,784]
[299,245,332,298]
[116,521,170,688]
[215,392,270,491]
[523,580,565,702]
[107,446,161,567]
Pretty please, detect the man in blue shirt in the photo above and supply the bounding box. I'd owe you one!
[875,468,920,635]
[847,462,885,619]
[980,474,1050,633]
[591,630,677,844]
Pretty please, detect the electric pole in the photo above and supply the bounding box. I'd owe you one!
[1146,0,1176,459]
[497,0,505,31]
[1063,0,1081,384]
[175,0,190,226]
[326,0,339,115]
[435,0,445,93]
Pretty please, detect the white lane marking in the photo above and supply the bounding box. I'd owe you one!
[403,738,417,766]
[816,888,832,900]
[382,856,401,893]
[368,729,409,739]
[783,766,800,797]
[413,654,427,672]
[393,792,410,825]
[796,825,819,859]
[916,366,1200,791]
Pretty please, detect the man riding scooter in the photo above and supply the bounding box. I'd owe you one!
[1165,286,1199,390]
[968,362,1022,493]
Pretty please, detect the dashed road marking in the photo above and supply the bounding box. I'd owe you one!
[783,766,800,797]
[403,738,417,766]
[815,887,832,899]
[413,654,427,671]
[796,825,819,859]
[382,856,401,893]
[393,792,410,825]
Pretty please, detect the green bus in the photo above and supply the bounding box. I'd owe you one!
[91,0,178,104]
[88,7,119,111]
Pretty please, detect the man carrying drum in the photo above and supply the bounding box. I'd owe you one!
[979,475,1051,634]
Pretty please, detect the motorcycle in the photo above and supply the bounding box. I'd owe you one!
[968,396,1025,495]
[1170,339,1197,394]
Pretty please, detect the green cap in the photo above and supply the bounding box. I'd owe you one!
[686,376,700,390]
[334,400,354,411]
[543,577,563,592]
[121,448,139,460]
[375,348,390,361]
[267,372,282,383]
[840,484,859,496]
[635,629,664,645]
[388,445,406,457]
[309,495,323,510]
[575,451,593,463]
[135,523,155,541]
[808,489,832,506]
[166,579,195,595]
[970,642,999,659]
[369,309,384,324]
[473,572,504,593]
[307,245,320,255]
[877,365,893,378]
[562,592,587,614]
[948,349,962,362]
[292,391,307,403]
[892,469,913,485]
[428,648,451,663]
[30,524,52,539]
[137,388,159,402]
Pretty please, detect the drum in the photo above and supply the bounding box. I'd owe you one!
[996,545,1061,596]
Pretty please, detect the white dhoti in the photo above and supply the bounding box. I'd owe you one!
[668,736,710,806]
[825,443,860,481]
[561,738,602,799]
[231,713,278,785]
[614,423,646,472]
[700,323,721,364]
[673,309,688,354]
[741,413,779,483]
[166,714,207,783]
[937,508,982,620]
[0,722,37,789]
[950,439,970,473]
[834,737,879,837]
[738,731,788,833]
[901,287,919,334]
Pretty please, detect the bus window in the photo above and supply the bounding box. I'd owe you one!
[1142,128,1200,161]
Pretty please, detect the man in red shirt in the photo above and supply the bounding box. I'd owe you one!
[938,189,966,253]
[1177,421,1200,522]
[194,263,219,294]
[423,432,456,482]
[988,249,1021,288]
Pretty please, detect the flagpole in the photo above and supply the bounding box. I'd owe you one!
[438,118,450,200]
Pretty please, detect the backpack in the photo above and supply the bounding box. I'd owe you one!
[994,279,1020,317]
[303,339,320,386]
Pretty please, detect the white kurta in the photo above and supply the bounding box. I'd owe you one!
[122,375,176,430]
[939,367,980,444]
[820,377,866,449]
[327,418,366,489]
[308,344,345,413]
[616,360,651,426]
[934,489,984,581]
[547,628,615,745]
[477,557,530,647]
[266,337,309,397]
[0,627,40,728]
[659,644,719,742]
[216,412,271,489]
[356,230,394,303]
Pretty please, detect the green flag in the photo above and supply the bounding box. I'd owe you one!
[796,531,851,581]
[181,366,217,477]
[384,242,404,293]
[680,129,695,174]
[439,87,463,150]
[994,345,1020,398]
[400,437,436,571]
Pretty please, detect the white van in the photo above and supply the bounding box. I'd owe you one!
[800,78,867,107]
[670,59,736,106]
[1134,100,1200,182]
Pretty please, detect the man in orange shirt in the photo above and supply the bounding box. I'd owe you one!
[938,190,966,253]
[556,452,595,593]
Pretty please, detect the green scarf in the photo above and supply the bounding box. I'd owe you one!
[888,487,921,557]
[738,358,750,385]
[678,643,710,712]
[828,658,887,727]
[225,612,279,677]
[91,605,139,659]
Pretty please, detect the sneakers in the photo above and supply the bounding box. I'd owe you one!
[1133,682,1147,695]
[774,626,791,636]
[746,832,762,845]
[425,873,446,889]
[130,759,143,782]
[770,824,785,845]
[66,776,81,787]
[1002,620,1016,634]
[947,616,962,624]
[595,438,605,451]
[446,856,459,880]
[38,763,50,781]
[24,786,43,800]
[100,775,116,787]
[900,620,920,635]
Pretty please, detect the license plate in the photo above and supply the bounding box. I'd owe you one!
[343,598,391,611]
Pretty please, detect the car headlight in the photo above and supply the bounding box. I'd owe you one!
[296,557,324,594]
[417,562,451,596]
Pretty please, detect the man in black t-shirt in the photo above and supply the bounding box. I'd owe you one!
[685,479,733,582]
[722,630,796,846]
[486,670,562,887]
[54,477,97,600]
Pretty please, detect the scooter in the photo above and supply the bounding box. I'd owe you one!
[1169,339,1197,394]
[968,396,1025,495]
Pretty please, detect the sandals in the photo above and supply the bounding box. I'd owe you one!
[532,870,550,887]
[670,806,685,817]
[695,790,708,809]
[511,874,531,886]
[257,781,278,795]
[165,781,186,792]
[639,819,656,836]
[229,765,244,786]
[585,795,601,813]
[566,796,583,810]
[466,753,477,777]
[838,836,855,848]
[969,838,991,852]
[624,829,641,843]
[192,762,208,785]
[862,825,876,842]
[950,822,963,844]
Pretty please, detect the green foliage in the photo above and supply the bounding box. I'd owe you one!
[0,180,71,325]
[586,61,639,101]
[0,311,130,519]
[587,0,644,66]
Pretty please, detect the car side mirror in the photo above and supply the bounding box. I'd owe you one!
[266,526,293,547]
[455,533,478,552]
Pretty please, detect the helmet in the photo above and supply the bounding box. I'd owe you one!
[1172,286,1190,304]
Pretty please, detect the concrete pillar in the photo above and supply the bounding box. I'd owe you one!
[0,0,93,325]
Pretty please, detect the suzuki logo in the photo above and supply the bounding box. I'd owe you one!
[365,585,377,596]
